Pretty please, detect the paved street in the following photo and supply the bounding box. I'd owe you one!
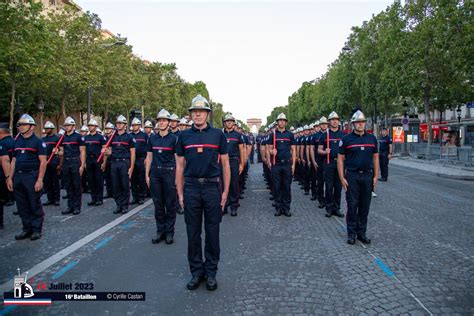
[1,162,473,315]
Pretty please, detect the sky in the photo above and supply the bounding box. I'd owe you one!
[76,0,393,125]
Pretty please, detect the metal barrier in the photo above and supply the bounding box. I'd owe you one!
[391,143,473,166]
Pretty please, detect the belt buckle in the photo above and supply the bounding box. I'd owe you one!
[198,178,205,183]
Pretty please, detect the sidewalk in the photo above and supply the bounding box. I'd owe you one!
[390,156,474,180]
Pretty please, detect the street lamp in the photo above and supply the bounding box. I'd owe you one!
[456,105,462,143]
[38,100,45,131]
[87,40,127,123]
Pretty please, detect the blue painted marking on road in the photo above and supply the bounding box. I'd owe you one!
[0,305,17,315]
[340,224,347,232]
[94,236,113,250]
[52,261,79,280]
[121,221,135,230]
[375,258,394,277]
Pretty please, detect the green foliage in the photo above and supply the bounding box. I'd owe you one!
[270,0,473,145]
[0,1,221,128]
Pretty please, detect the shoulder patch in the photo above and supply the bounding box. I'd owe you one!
[81,137,85,142]
[339,140,343,147]
[132,138,136,143]
[42,142,46,148]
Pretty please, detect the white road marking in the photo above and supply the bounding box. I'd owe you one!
[60,216,74,222]
[0,200,152,294]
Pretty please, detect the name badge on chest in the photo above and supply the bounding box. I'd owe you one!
[21,150,25,154]
[158,149,162,153]
[197,147,203,154]
[361,147,365,150]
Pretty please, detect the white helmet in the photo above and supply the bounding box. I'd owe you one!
[319,116,328,124]
[351,110,367,123]
[179,118,187,125]
[87,118,99,126]
[144,120,153,128]
[116,115,127,124]
[315,120,320,125]
[97,128,102,134]
[223,113,236,122]
[17,114,36,126]
[303,125,310,130]
[44,121,55,129]
[157,109,171,120]
[131,117,141,125]
[80,125,89,132]
[58,128,65,136]
[170,113,180,122]
[105,122,114,129]
[328,111,340,120]
[189,94,211,111]
[64,116,76,126]
[276,113,288,121]
[187,120,193,126]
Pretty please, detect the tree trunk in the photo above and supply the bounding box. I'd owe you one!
[60,88,68,122]
[423,88,432,146]
[9,80,16,131]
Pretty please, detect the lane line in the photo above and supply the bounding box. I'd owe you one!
[94,236,113,250]
[51,261,79,280]
[60,216,74,223]
[0,200,152,294]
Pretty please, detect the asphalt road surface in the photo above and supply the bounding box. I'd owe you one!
[1,163,473,315]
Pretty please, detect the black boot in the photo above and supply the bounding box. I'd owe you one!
[152,233,165,244]
[186,275,205,290]
[15,231,32,240]
[30,232,42,240]
[206,276,218,291]
[165,233,174,245]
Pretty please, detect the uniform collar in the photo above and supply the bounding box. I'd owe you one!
[352,131,366,137]
[191,123,210,132]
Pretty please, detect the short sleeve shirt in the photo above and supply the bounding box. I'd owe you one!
[14,133,46,171]
[339,131,378,171]
[378,135,392,153]
[147,132,177,168]
[319,129,346,161]
[176,124,228,178]
[268,129,295,161]
[110,132,135,159]
[61,132,85,159]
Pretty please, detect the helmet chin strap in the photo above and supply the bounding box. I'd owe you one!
[20,125,34,135]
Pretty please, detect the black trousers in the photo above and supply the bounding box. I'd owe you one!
[111,159,130,210]
[105,161,112,196]
[0,173,7,226]
[324,160,341,214]
[226,158,240,211]
[150,168,177,235]
[131,157,146,201]
[379,152,389,179]
[345,171,373,238]
[271,162,292,212]
[44,159,60,202]
[63,158,82,210]
[316,158,325,204]
[310,163,317,198]
[13,170,44,233]
[303,161,310,193]
[86,158,104,203]
[184,179,222,278]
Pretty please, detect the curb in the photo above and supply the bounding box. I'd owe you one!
[390,159,474,181]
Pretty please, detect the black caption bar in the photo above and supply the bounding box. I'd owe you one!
[4,292,146,301]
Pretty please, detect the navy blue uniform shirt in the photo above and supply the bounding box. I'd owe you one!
[132,131,148,159]
[339,131,378,171]
[319,129,346,161]
[0,135,15,160]
[61,131,84,159]
[110,132,135,159]
[42,134,60,163]
[176,124,228,178]
[378,135,392,153]
[14,133,46,171]
[171,129,181,136]
[223,130,243,158]
[268,129,295,162]
[84,132,106,157]
[147,132,177,168]
[0,142,7,176]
